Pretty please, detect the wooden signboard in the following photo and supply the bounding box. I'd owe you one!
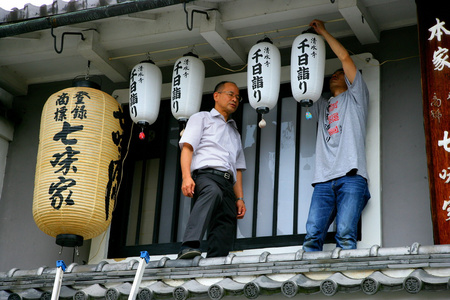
[417,0,450,244]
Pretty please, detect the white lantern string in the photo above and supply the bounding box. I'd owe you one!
[129,60,162,140]
[290,27,326,119]
[247,37,281,128]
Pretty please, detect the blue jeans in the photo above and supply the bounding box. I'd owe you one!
[303,174,370,251]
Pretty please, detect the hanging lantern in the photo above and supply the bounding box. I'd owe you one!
[33,79,124,247]
[129,60,162,140]
[171,52,205,136]
[247,37,281,128]
[290,29,326,107]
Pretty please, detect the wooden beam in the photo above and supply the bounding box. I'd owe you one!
[77,30,129,83]
[338,0,380,44]
[200,10,246,66]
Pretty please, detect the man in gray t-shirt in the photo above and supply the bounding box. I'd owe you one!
[302,20,371,252]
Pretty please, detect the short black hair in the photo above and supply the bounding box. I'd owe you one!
[214,81,237,93]
[332,68,344,75]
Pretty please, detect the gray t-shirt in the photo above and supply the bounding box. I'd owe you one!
[310,71,369,184]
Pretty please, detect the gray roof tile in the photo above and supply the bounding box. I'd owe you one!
[0,0,120,24]
[1,243,450,299]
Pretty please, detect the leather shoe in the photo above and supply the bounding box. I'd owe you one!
[177,248,202,259]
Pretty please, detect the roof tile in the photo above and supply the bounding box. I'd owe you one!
[1,243,450,299]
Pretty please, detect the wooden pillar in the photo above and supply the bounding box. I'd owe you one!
[416,0,450,244]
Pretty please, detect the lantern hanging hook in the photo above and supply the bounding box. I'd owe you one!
[183,1,210,31]
[49,19,85,54]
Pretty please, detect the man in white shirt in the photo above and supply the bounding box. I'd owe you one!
[178,81,246,259]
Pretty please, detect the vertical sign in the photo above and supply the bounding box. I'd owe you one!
[417,0,450,244]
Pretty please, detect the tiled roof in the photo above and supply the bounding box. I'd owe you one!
[1,243,450,299]
[0,0,120,24]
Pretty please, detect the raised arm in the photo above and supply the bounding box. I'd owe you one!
[310,19,357,84]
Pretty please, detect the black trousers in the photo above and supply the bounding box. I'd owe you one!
[181,172,237,257]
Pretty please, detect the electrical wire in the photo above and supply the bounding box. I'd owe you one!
[113,121,134,213]
[108,18,345,62]
[107,17,418,73]
[202,56,248,72]
[87,230,107,262]
[348,49,419,67]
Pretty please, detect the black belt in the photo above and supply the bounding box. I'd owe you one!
[195,168,233,182]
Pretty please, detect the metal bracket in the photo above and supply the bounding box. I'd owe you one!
[51,26,85,54]
[183,1,210,31]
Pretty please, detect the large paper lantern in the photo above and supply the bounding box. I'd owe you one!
[290,30,326,107]
[129,60,162,139]
[33,80,124,247]
[171,52,205,132]
[247,37,281,128]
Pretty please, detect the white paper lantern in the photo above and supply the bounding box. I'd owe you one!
[247,38,281,123]
[290,32,326,107]
[171,53,205,124]
[129,60,162,128]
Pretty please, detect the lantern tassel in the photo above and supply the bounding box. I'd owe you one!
[259,115,267,128]
[137,121,149,140]
[139,128,145,140]
[306,108,313,120]
[256,107,269,129]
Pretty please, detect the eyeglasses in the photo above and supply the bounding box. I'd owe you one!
[217,91,242,102]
